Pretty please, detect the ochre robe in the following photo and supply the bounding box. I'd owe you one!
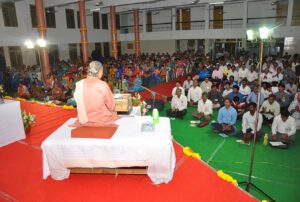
[73,76,118,127]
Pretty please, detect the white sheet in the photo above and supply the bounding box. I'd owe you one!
[0,100,25,147]
[41,116,175,184]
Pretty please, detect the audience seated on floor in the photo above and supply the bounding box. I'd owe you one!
[239,79,251,98]
[246,85,264,106]
[167,87,187,119]
[183,75,193,95]
[236,102,263,144]
[260,94,281,125]
[187,79,202,107]
[192,92,213,128]
[222,82,233,98]
[288,93,300,129]
[228,85,243,102]
[172,80,185,96]
[200,77,212,93]
[269,109,296,144]
[208,85,223,109]
[232,96,246,120]
[275,83,290,109]
[210,98,237,135]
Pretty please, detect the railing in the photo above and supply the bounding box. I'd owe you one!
[292,16,300,26]
[120,25,143,34]
[247,16,287,28]
[209,19,243,29]
[146,22,172,32]
[176,21,205,30]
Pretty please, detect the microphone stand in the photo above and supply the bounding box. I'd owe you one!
[238,40,274,202]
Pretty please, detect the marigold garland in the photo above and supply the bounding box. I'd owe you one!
[16,97,26,101]
[217,170,238,186]
[261,200,269,202]
[62,105,74,110]
[183,147,201,159]
[44,102,56,107]
[3,95,13,99]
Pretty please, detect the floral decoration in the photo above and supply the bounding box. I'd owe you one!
[3,95,13,99]
[22,110,35,131]
[16,97,26,101]
[0,85,4,94]
[217,170,238,186]
[62,105,74,110]
[132,93,148,115]
[183,147,201,159]
[45,102,57,107]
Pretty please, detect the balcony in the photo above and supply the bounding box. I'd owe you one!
[120,25,143,34]
[247,16,287,28]
[209,19,243,29]
[146,22,172,32]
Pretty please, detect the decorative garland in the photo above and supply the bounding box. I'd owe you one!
[183,147,201,159]
[217,170,238,186]
[3,96,74,110]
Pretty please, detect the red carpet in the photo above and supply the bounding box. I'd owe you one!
[0,100,257,202]
[139,77,187,100]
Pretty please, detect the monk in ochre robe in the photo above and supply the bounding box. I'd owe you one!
[72,61,118,127]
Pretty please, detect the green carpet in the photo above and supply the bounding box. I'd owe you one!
[158,105,300,202]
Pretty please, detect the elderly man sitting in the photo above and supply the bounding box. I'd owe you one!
[289,93,300,130]
[72,61,118,127]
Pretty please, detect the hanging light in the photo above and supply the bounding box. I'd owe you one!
[24,40,34,49]
[37,38,47,47]
[259,27,270,40]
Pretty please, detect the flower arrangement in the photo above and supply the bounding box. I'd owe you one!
[217,170,238,186]
[132,93,148,116]
[16,97,26,101]
[4,95,13,100]
[183,147,201,159]
[22,110,35,133]
[0,85,4,95]
[44,102,57,107]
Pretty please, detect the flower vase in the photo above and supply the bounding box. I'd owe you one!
[24,125,31,134]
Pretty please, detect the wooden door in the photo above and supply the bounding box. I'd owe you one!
[213,6,223,29]
[147,11,152,32]
[181,8,190,30]
[176,9,180,30]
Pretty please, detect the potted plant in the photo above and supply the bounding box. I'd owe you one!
[132,93,148,116]
[22,111,36,134]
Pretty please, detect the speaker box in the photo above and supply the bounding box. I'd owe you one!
[145,99,165,111]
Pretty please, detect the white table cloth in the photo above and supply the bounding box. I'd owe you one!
[42,116,175,184]
[0,100,25,147]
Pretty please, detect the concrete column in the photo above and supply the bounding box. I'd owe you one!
[287,0,294,27]
[172,8,176,31]
[35,0,50,80]
[179,8,182,30]
[243,0,248,29]
[110,6,118,60]
[205,4,210,30]
[79,0,89,65]
[134,9,141,57]
[205,39,210,55]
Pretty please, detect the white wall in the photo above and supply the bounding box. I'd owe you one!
[191,6,205,21]
[121,40,176,54]
[152,9,172,24]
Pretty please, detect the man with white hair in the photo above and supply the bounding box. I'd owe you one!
[72,61,118,126]
[289,93,300,130]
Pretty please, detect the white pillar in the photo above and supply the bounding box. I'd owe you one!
[242,0,248,30]
[3,47,11,68]
[242,38,247,49]
[142,10,147,32]
[205,4,210,30]
[172,8,176,31]
[205,39,210,55]
[287,0,294,27]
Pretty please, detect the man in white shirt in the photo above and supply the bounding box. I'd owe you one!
[269,109,296,143]
[271,68,283,85]
[192,92,213,127]
[167,88,187,119]
[200,77,212,93]
[183,75,193,95]
[238,64,249,82]
[260,94,280,124]
[247,65,258,84]
[288,93,300,129]
[261,68,273,84]
[187,80,202,106]
[237,102,263,144]
[171,80,185,96]
[228,65,239,82]
[286,79,298,96]
[239,79,251,97]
